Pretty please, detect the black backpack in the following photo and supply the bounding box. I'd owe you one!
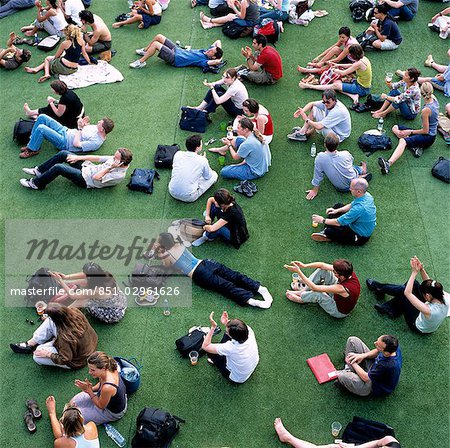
[154,144,180,168]
[127,169,160,194]
[349,0,374,22]
[431,157,450,183]
[175,329,205,358]
[342,416,395,444]
[24,267,60,306]
[179,107,208,133]
[358,132,392,155]
[131,407,185,448]
[13,118,35,144]
[222,22,253,39]
[125,263,170,292]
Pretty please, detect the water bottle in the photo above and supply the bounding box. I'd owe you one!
[163,298,171,316]
[104,423,126,447]
[127,0,133,8]
[310,143,317,158]
[377,117,384,133]
[121,367,139,382]
[34,33,39,46]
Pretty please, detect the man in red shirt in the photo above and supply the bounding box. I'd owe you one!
[284,258,360,318]
[240,34,283,85]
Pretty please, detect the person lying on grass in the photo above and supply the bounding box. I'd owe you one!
[130,33,223,69]
[202,310,259,383]
[274,418,402,448]
[153,232,273,308]
[284,259,360,319]
[0,31,31,70]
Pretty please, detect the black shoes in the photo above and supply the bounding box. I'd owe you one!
[10,342,35,354]
[409,147,423,158]
[378,157,390,175]
[374,303,396,318]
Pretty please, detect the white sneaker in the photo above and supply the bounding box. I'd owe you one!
[22,167,40,176]
[191,232,211,247]
[130,60,146,69]
[20,178,38,189]
[135,48,146,56]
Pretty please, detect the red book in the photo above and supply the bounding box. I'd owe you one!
[307,353,338,384]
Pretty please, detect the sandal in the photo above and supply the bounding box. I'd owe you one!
[26,399,42,419]
[242,180,257,193]
[24,409,36,433]
[134,293,159,307]
[233,182,253,198]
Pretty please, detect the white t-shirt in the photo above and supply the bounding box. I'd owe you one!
[226,79,249,109]
[216,327,259,383]
[64,0,84,26]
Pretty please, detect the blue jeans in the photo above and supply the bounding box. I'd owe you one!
[192,259,260,305]
[220,163,260,180]
[389,89,417,120]
[28,114,68,152]
[259,8,288,22]
[205,204,231,242]
[33,151,87,189]
[203,86,243,117]
[388,5,415,21]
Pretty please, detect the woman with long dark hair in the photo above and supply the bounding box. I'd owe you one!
[10,303,98,369]
[46,396,99,447]
[369,256,448,334]
[71,351,127,424]
[153,232,272,308]
[192,188,249,248]
[51,262,127,323]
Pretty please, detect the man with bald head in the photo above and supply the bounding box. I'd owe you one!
[311,178,376,245]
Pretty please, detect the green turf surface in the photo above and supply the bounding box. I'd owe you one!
[0,0,449,446]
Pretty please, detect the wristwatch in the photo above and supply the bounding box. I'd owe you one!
[322,218,326,224]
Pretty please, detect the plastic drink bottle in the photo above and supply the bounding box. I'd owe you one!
[104,423,126,447]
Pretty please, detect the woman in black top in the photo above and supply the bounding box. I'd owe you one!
[71,351,127,424]
[192,188,249,248]
[23,80,84,129]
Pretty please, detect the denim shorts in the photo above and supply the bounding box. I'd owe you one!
[342,80,371,97]
[399,125,436,148]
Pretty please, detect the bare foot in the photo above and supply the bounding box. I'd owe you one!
[298,81,309,89]
[208,147,227,155]
[25,67,38,73]
[278,21,284,33]
[200,11,206,21]
[274,418,292,444]
[9,31,16,40]
[297,65,308,73]
[360,161,367,175]
[371,111,384,118]
[286,291,305,303]
[112,22,123,28]
[24,30,35,37]
[38,75,51,83]
[23,103,32,116]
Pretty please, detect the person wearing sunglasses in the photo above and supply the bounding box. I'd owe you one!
[46,396,99,447]
[288,89,351,143]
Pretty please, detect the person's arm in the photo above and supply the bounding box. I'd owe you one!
[45,396,64,440]
[312,203,352,227]
[404,258,431,317]
[205,197,215,224]
[415,257,430,281]
[408,108,431,136]
[79,36,91,64]
[204,218,228,233]
[201,312,220,354]
[329,46,350,64]
[254,115,268,134]
[312,40,339,62]
[382,0,405,7]
[247,57,262,72]
[53,40,70,59]
[351,362,370,382]
[74,380,115,410]
[85,29,100,45]
[334,60,361,77]
[0,48,11,59]
[235,0,246,19]
[211,86,233,105]
[36,6,56,22]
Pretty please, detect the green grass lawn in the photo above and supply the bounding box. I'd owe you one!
[0,0,449,446]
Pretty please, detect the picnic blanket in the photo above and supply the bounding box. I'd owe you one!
[60,60,124,89]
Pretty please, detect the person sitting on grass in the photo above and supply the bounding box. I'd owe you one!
[19,114,114,159]
[284,259,360,319]
[364,4,402,51]
[61,0,84,26]
[153,232,273,308]
[299,44,372,106]
[417,51,450,98]
[20,147,131,191]
[297,26,359,74]
[368,256,448,334]
[240,34,283,85]
[0,31,31,70]
[191,0,233,18]
[378,82,439,173]
[46,396,100,448]
[192,188,249,248]
[79,9,112,54]
[191,68,248,118]
[429,6,450,39]
[274,419,402,448]
[25,24,92,83]
[21,0,68,38]
[259,0,289,22]
[9,303,98,369]
[23,80,84,129]
[112,0,162,29]
[71,351,127,424]
[311,178,376,246]
[235,98,274,144]
[168,134,218,203]
[372,67,421,121]
[202,311,259,384]
[381,0,418,22]
[199,0,260,30]
[288,89,351,143]
[208,117,271,181]
[335,334,402,397]
[305,132,371,201]
[130,34,223,70]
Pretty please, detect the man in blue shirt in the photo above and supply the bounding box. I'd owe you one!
[130,34,223,69]
[335,334,402,397]
[366,4,403,51]
[311,177,376,245]
[380,0,418,21]
[20,115,114,159]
